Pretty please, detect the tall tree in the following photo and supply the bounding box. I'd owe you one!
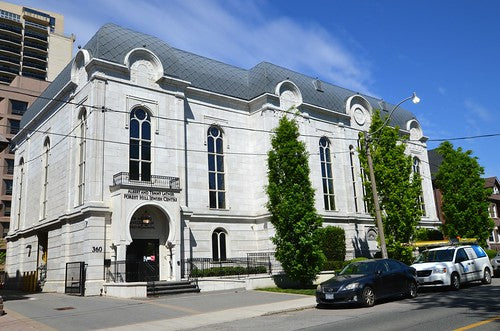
[435,141,493,246]
[266,115,325,285]
[358,110,423,247]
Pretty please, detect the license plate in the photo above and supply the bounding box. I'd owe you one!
[325,293,334,300]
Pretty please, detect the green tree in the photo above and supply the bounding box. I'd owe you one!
[434,141,494,246]
[266,115,325,285]
[358,110,423,249]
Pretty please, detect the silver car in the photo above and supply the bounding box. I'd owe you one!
[411,244,493,290]
[491,252,500,276]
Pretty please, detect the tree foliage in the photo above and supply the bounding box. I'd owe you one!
[318,226,346,261]
[266,115,325,285]
[358,110,423,246]
[434,141,494,246]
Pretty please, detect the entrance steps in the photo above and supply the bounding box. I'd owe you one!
[147,280,200,296]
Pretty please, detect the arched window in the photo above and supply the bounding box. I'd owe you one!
[319,137,335,210]
[413,157,426,214]
[41,138,50,219]
[77,109,86,205]
[207,126,225,209]
[212,228,227,261]
[16,158,24,229]
[129,107,151,181]
[349,145,358,213]
[357,138,368,213]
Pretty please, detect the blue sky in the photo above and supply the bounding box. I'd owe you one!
[11,0,500,177]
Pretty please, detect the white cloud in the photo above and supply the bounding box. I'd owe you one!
[464,99,491,122]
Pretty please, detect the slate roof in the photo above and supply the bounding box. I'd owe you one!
[21,23,418,128]
[427,149,443,179]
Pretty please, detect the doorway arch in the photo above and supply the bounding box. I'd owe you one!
[126,204,171,282]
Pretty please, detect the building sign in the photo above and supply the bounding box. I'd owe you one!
[123,189,178,202]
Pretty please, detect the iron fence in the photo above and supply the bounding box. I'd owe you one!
[181,252,282,279]
[106,260,159,283]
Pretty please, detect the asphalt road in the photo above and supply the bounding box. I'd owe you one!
[194,278,500,331]
[1,278,499,330]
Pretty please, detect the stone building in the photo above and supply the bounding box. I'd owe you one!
[5,24,439,295]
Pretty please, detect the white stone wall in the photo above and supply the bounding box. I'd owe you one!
[6,47,440,294]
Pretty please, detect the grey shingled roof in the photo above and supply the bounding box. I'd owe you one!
[427,149,443,179]
[21,23,417,128]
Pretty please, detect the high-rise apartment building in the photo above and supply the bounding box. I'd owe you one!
[0,2,73,276]
[0,1,74,84]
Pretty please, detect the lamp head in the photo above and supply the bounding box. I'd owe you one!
[412,92,420,104]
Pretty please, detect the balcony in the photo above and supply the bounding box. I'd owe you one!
[23,41,47,52]
[24,29,48,41]
[23,50,46,61]
[112,172,180,191]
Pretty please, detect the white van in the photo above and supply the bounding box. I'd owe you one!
[411,244,492,290]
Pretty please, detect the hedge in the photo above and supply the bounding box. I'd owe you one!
[190,266,267,278]
[318,226,346,261]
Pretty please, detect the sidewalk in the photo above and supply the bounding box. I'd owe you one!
[98,296,315,330]
[0,289,317,330]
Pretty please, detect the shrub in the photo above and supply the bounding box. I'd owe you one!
[414,228,444,241]
[318,226,346,261]
[485,249,498,259]
[190,266,267,278]
[386,241,414,265]
[321,260,344,272]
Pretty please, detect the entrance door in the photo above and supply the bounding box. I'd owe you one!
[126,239,159,282]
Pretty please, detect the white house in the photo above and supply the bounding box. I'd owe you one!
[5,24,439,295]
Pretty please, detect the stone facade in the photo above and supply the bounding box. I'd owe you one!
[5,24,439,295]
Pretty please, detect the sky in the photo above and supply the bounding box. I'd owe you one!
[10,0,500,177]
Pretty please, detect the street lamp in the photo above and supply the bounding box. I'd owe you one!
[365,92,420,258]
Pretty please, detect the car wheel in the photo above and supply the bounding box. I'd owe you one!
[482,269,492,285]
[406,281,418,298]
[361,286,375,307]
[450,273,460,290]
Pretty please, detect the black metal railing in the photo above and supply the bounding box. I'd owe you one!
[181,253,282,279]
[106,260,159,283]
[23,50,46,61]
[113,172,180,190]
[23,41,47,52]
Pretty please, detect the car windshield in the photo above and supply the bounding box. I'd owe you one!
[414,249,454,263]
[340,261,375,275]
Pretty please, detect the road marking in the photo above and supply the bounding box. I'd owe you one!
[454,316,500,331]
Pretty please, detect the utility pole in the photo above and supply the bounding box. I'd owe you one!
[365,137,387,258]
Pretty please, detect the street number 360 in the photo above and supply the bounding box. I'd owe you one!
[92,246,103,253]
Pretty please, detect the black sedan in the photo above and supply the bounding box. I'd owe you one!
[316,259,418,307]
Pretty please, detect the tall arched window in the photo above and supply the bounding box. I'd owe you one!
[357,138,368,213]
[413,157,426,214]
[16,158,24,229]
[207,126,225,209]
[319,137,335,210]
[129,107,151,181]
[77,109,86,205]
[349,145,358,213]
[212,228,227,261]
[41,138,50,219]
